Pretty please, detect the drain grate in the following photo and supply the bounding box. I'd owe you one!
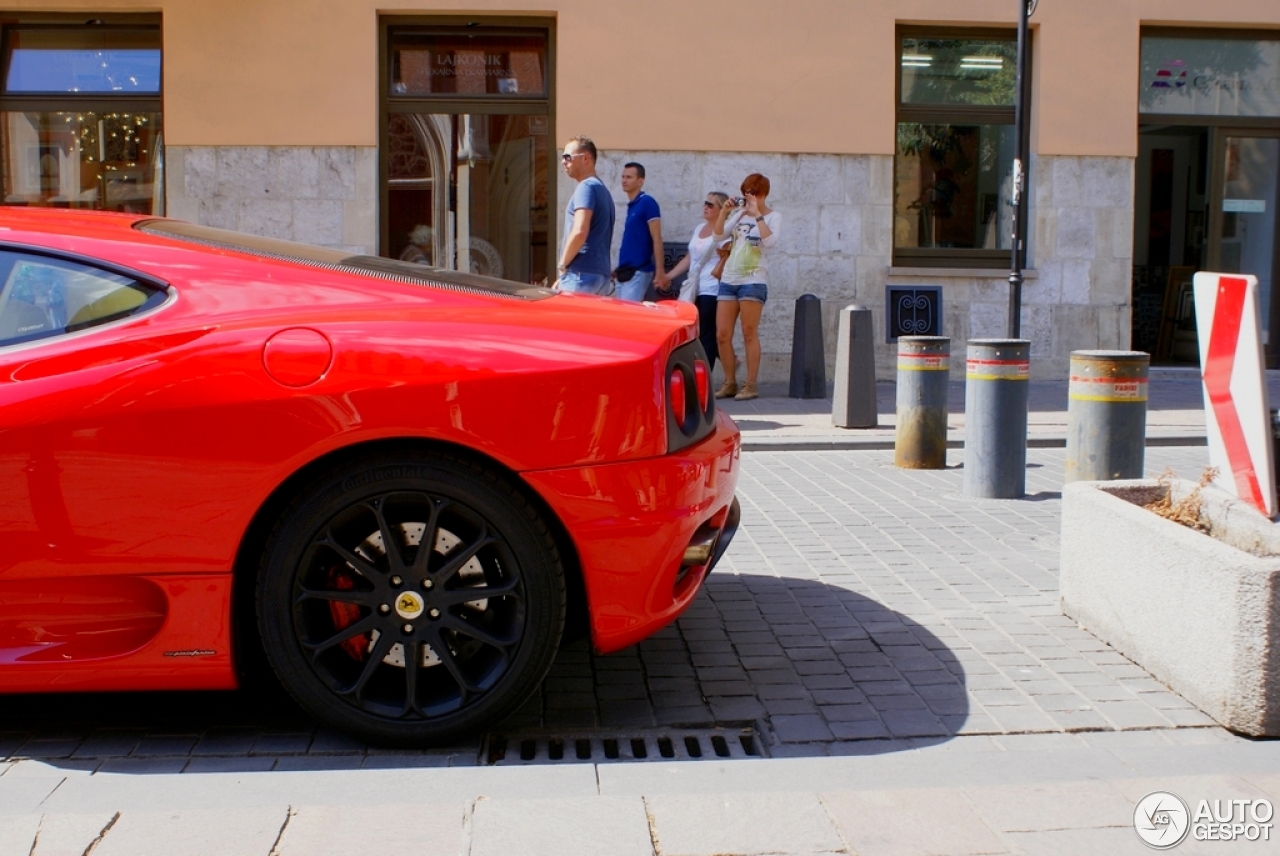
[484,727,765,765]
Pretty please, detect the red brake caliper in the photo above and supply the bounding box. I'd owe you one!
[326,566,369,661]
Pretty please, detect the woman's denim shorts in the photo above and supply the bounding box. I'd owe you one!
[717,281,768,303]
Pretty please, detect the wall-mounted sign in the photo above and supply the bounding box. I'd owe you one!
[1140,36,1280,118]
[1223,198,1267,214]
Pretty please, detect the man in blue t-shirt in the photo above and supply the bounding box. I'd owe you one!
[556,136,615,296]
[616,162,666,302]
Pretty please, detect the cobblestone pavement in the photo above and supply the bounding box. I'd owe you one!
[1,447,1216,772]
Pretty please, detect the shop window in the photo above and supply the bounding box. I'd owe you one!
[1140,32,1280,119]
[895,30,1020,267]
[0,18,163,214]
[382,21,553,284]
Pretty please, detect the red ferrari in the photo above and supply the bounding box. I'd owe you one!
[0,209,740,744]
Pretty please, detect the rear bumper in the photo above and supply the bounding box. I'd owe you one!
[522,410,741,653]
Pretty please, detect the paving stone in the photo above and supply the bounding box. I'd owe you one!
[277,803,463,855]
[648,792,845,855]
[771,715,835,743]
[471,797,652,856]
[965,780,1135,832]
[93,807,288,856]
[823,788,1008,855]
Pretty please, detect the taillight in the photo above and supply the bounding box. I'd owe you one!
[669,369,687,426]
[693,360,709,412]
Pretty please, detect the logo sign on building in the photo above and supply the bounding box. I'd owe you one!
[1193,272,1276,516]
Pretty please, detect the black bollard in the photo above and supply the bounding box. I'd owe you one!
[789,294,826,399]
[832,304,877,428]
[1065,350,1149,482]
[895,336,950,469]
[963,339,1030,499]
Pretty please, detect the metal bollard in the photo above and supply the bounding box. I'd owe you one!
[895,336,950,468]
[963,339,1030,498]
[789,294,826,399]
[1065,350,1150,482]
[832,304,877,428]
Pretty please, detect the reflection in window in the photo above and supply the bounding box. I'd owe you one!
[1139,35,1280,118]
[390,32,547,97]
[1,111,164,213]
[900,37,1017,106]
[895,31,1020,265]
[0,254,162,346]
[387,113,548,284]
[895,124,1015,251]
[4,27,161,94]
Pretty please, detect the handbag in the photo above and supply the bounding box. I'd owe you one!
[710,241,732,281]
[614,264,638,283]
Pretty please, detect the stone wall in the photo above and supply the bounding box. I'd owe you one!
[165,146,378,255]
[164,146,1135,382]
[565,151,1137,381]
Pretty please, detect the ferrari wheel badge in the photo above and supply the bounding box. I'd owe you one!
[394,591,425,620]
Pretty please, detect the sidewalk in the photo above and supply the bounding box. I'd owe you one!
[3,446,1275,854]
[720,367,1278,451]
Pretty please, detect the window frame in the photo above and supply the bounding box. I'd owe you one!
[0,241,172,349]
[0,14,163,216]
[378,15,557,283]
[894,25,1027,269]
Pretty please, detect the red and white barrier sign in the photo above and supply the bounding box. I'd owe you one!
[1193,272,1276,517]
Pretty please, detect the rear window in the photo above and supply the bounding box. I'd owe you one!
[0,250,166,347]
[134,220,552,301]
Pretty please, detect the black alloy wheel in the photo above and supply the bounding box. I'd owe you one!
[257,452,565,745]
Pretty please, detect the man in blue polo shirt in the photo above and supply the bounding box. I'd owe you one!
[556,136,615,295]
[615,162,666,302]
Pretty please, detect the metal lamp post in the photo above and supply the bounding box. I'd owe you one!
[1007,0,1038,337]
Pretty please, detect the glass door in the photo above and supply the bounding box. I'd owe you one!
[1209,129,1280,363]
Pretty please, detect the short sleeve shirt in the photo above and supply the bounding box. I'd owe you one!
[618,192,661,271]
[562,177,615,277]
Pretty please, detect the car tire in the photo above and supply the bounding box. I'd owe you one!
[256,451,565,746]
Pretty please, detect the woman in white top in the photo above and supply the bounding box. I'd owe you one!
[713,173,781,401]
[663,191,729,371]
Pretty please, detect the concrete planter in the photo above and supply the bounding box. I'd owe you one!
[1061,479,1280,736]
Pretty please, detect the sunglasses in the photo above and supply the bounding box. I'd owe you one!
[703,201,717,207]
[561,152,587,163]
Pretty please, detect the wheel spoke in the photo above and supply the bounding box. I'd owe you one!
[433,578,521,607]
[410,499,444,576]
[296,587,377,607]
[402,639,423,717]
[439,613,518,651]
[303,614,378,658]
[370,497,406,573]
[344,629,396,701]
[432,529,497,584]
[319,532,383,580]
[425,625,483,695]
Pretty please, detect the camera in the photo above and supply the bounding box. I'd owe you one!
[732,197,746,206]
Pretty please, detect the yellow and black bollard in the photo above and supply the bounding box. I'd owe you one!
[1065,350,1149,482]
[894,336,950,469]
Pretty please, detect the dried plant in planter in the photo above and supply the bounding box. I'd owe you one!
[1144,467,1218,533]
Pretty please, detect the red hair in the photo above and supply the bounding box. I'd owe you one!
[741,173,771,197]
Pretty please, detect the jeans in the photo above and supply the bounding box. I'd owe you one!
[717,281,768,303]
[697,294,718,371]
[558,270,613,296]
[616,269,653,302]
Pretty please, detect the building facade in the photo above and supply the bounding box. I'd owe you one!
[2,1,1278,379]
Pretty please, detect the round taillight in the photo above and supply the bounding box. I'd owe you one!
[669,369,687,426]
[693,360,709,411]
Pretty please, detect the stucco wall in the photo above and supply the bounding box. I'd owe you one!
[3,0,1277,156]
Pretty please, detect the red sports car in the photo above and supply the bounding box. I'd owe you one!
[0,209,740,744]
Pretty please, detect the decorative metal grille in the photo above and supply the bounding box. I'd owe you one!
[886,285,942,342]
